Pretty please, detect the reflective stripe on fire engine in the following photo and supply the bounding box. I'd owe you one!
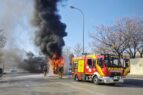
[96,64,104,76]
[123,67,130,76]
[88,68,92,72]
[86,66,89,69]
[108,68,123,71]
[93,72,100,77]
[77,60,84,73]
[108,68,123,73]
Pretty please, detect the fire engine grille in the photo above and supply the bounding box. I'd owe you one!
[110,72,121,77]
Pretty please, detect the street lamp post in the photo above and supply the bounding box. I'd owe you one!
[70,6,85,54]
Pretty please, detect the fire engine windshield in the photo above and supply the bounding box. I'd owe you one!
[105,57,123,67]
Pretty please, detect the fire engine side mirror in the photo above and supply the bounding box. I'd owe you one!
[123,59,130,68]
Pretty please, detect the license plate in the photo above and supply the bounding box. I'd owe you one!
[114,76,119,80]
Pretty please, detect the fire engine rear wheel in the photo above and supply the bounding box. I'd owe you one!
[93,76,99,84]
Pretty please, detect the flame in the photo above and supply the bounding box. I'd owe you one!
[48,53,65,74]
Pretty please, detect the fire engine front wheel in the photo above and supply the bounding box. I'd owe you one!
[74,75,79,81]
[92,76,99,85]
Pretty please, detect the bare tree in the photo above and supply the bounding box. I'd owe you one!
[73,43,83,57]
[121,18,143,58]
[90,42,111,54]
[63,46,72,56]
[137,43,143,58]
[90,17,143,58]
[0,29,6,48]
[90,24,128,58]
[0,29,6,67]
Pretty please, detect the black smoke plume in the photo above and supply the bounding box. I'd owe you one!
[33,0,67,58]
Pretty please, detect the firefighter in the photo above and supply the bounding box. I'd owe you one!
[43,63,48,77]
[124,57,129,68]
[58,57,64,78]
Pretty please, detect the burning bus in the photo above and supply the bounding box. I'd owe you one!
[49,53,72,77]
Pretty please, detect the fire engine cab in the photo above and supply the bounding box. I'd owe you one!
[71,54,130,84]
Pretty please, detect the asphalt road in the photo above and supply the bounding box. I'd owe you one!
[0,74,143,95]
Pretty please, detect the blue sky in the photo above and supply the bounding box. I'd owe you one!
[58,0,143,50]
[1,0,143,54]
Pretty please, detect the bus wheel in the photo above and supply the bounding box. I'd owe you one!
[93,75,99,84]
[74,75,79,81]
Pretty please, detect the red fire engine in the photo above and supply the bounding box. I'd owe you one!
[71,54,130,84]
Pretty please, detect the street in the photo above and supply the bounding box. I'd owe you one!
[0,74,143,95]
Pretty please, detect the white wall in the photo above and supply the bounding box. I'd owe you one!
[130,58,143,75]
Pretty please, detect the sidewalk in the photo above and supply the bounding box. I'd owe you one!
[0,74,72,83]
[127,74,143,78]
